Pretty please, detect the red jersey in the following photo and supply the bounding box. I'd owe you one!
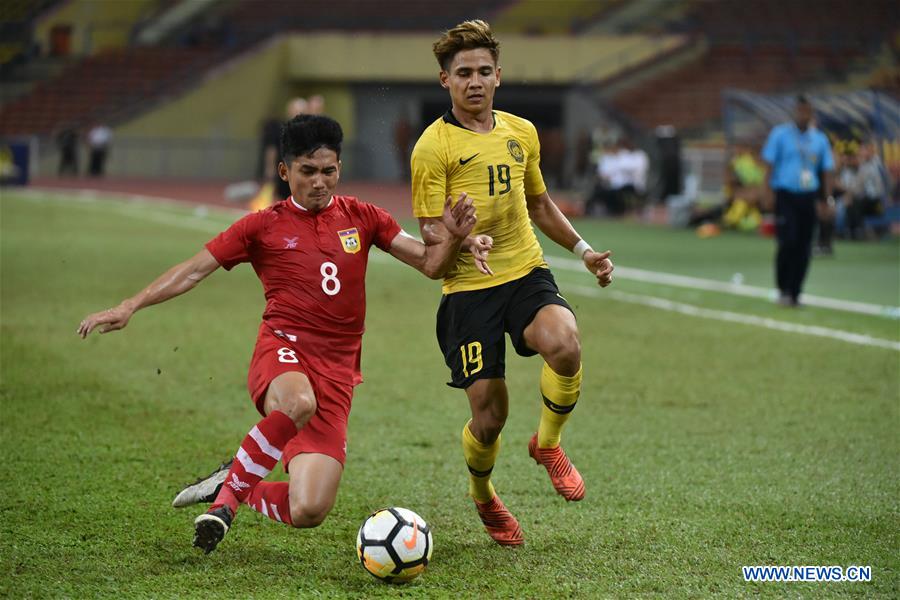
[205,195,402,385]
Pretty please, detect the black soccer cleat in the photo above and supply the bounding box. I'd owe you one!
[172,459,233,508]
[193,505,234,554]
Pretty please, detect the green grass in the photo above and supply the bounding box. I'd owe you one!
[1,191,898,598]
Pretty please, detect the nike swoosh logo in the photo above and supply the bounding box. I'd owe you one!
[403,518,419,549]
[459,153,479,165]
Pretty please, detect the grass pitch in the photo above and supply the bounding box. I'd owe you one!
[1,190,898,597]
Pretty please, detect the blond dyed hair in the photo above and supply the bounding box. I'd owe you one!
[432,20,500,71]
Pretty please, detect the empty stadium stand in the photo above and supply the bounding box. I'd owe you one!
[0,46,216,136]
[608,0,898,133]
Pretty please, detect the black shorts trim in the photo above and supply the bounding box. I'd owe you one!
[436,267,574,389]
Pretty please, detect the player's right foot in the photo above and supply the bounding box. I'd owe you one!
[172,459,233,508]
[473,495,524,546]
[193,505,233,554]
[528,433,585,501]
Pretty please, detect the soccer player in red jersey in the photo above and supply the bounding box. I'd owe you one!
[77,115,477,553]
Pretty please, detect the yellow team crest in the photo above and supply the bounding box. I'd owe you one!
[338,228,361,254]
[507,139,524,163]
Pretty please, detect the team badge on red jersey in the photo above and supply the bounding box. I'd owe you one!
[338,228,361,254]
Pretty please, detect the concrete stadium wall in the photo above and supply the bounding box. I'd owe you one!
[115,38,291,141]
[35,0,157,56]
[286,33,685,84]
[94,31,681,179]
[103,37,359,179]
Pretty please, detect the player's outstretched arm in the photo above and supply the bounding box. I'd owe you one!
[391,193,477,279]
[77,249,221,338]
[526,191,614,287]
[417,209,494,276]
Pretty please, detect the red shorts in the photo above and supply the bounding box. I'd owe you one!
[247,325,354,469]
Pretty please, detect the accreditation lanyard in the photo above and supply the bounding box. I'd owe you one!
[793,126,817,190]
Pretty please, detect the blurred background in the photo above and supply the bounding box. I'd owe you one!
[1,0,898,234]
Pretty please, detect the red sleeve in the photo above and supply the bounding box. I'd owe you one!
[205,211,263,270]
[362,203,402,252]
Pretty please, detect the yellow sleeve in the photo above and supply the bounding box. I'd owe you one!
[524,122,547,196]
[411,131,448,218]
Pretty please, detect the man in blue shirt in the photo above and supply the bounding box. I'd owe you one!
[762,95,835,307]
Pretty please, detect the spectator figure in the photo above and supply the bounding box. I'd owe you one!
[833,142,860,237]
[393,116,413,180]
[845,140,889,239]
[306,94,325,116]
[591,141,630,216]
[539,127,566,189]
[621,138,649,203]
[253,97,311,210]
[722,144,766,231]
[762,95,835,307]
[574,130,591,181]
[57,127,78,176]
[812,120,837,256]
[87,124,112,177]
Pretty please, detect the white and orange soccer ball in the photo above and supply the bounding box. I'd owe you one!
[356,507,433,583]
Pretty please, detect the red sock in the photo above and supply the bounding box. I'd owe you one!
[247,482,293,526]
[209,410,297,511]
[211,484,240,515]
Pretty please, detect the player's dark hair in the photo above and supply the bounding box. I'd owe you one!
[433,20,500,71]
[281,114,343,163]
[796,94,811,106]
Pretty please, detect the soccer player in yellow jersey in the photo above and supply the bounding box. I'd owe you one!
[411,20,614,546]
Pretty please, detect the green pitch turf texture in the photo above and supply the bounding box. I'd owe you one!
[1,190,898,598]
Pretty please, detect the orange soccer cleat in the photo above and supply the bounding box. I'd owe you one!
[473,494,524,546]
[528,433,585,501]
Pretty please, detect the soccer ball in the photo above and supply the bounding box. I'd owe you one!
[356,507,433,583]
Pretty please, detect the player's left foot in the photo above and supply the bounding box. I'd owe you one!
[528,433,585,501]
[193,505,234,554]
[172,459,233,508]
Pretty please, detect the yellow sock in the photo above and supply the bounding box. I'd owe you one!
[461,421,499,503]
[537,362,582,448]
[723,199,748,227]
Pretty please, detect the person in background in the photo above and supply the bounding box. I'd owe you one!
[832,141,859,238]
[813,120,837,256]
[394,116,413,180]
[722,143,767,231]
[306,94,325,116]
[87,124,112,177]
[594,140,630,216]
[621,138,649,207]
[253,97,310,210]
[845,139,889,239]
[761,95,835,307]
[57,127,79,176]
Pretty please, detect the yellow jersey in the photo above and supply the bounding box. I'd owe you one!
[411,110,548,294]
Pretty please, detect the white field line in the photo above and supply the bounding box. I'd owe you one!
[14,188,231,233]
[16,186,246,219]
[546,255,900,319]
[13,190,899,350]
[17,187,900,318]
[566,284,900,352]
[367,253,899,352]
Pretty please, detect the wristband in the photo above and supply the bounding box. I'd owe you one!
[572,239,593,259]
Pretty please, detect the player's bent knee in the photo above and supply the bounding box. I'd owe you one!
[471,411,506,442]
[290,503,331,528]
[278,391,317,427]
[543,333,581,375]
